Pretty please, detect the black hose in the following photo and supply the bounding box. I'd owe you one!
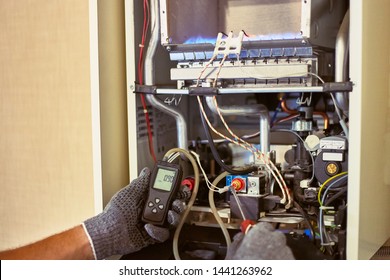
[199,96,256,175]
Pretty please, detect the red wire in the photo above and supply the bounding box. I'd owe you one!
[138,0,157,162]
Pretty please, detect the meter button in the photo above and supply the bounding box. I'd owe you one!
[155,198,161,204]
[158,204,164,210]
[151,208,157,214]
[148,202,154,207]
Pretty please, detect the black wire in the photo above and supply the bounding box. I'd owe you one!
[199,96,256,175]
[293,201,316,244]
[324,187,347,206]
[320,177,347,256]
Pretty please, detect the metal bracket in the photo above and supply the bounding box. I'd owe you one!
[134,82,353,96]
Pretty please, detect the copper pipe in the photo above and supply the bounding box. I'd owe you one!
[314,111,329,130]
[273,114,300,127]
[280,98,298,115]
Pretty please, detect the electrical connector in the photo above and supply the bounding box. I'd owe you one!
[218,186,230,194]
[300,179,311,188]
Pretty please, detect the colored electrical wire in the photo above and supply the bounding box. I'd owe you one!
[319,174,348,247]
[317,171,348,206]
[270,100,282,127]
[209,95,292,207]
[198,94,290,207]
[194,37,339,209]
[190,150,225,193]
[272,113,300,127]
[196,54,218,87]
[213,54,228,87]
[199,97,257,175]
[138,0,156,162]
[196,53,292,206]
[138,0,149,85]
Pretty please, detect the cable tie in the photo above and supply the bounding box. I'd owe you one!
[139,44,144,48]
[143,109,148,114]
[321,242,335,246]
[320,206,334,210]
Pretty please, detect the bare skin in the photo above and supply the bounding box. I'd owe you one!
[0,225,94,260]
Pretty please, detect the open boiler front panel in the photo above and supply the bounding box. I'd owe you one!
[127,0,352,260]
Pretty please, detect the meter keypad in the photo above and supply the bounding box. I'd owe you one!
[147,197,165,215]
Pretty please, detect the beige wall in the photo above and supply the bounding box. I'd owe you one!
[0,1,96,250]
[348,0,390,259]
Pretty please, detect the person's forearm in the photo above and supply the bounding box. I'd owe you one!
[0,225,94,260]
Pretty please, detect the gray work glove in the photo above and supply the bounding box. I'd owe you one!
[144,185,191,242]
[225,222,295,260]
[83,168,191,259]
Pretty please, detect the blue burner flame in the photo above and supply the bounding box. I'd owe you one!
[183,32,303,45]
[184,36,217,44]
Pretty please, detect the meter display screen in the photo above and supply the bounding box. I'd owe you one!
[152,168,176,191]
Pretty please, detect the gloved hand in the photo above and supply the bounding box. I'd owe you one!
[225,222,295,260]
[82,168,154,259]
[83,168,191,259]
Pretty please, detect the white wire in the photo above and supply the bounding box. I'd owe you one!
[167,152,180,163]
[196,79,290,206]
[329,93,343,120]
[209,96,291,206]
[190,150,224,193]
[308,71,348,134]
[195,56,333,209]
[311,70,349,139]
[209,171,232,249]
[329,93,349,139]
[230,186,246,220]
[308,72,325,84]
